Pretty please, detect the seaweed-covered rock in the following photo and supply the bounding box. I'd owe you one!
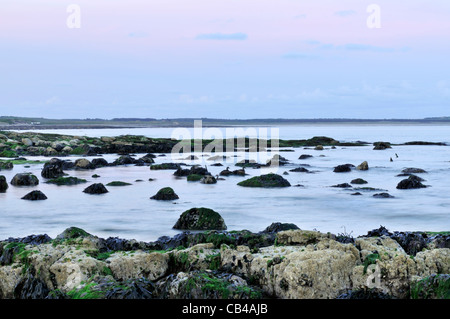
[10,173,39,186]
[56,227,92,239]
[14,274,50,299]
[21,190,48,201]
[45,176,87,186]
[83,183,108,194]
[0,161,13,170]
[150,187,179,200]
[396,175,427,189]
[410,274,450,299]
[0,175,8,192]
[173,207,227,230]
[261,222,300,234]
[106,181,132,187]
[187,174,203,182]
[150,163,180,170]
[237,173,291,188]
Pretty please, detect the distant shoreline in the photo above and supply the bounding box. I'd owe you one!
[2,117,450,131]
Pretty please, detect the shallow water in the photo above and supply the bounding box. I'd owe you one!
[1,125,449,242]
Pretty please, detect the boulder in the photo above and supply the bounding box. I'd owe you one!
[401,168,427,174]
[0,175,8,192]
[237,173,291,188]
[74,158,93,170]
[83,183,108,194]
[91,158,109,168]
[298,154,313,160]
[45,177,87,186]
[10,173,39,186]
[314,145,324,150]
[41,158,65,179]
[150,187,179,200]
[200,175,217,184]
[351,178,368,185]
[333,164,353,173]
[373,142,391,150]
[356,161,369,171]
[396,175,427,189]
[21,190,48,201]
[173,207,227,230]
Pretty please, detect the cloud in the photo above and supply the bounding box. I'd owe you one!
[195,32,248,40]
[335,10,356,17]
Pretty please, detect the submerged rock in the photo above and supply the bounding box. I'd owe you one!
[173,207,227,230]
[373,192,395,198]
[298,154,313,160]
[21,190,48,201]
[237,173,290,188]
[83,183,108,194]
[150,187,179,200]
[401,167,427,174]
[331,183,352,188]
[0,161,13,170]
[45,176,87,186]
[10,173,39,186]
[106,181,132,187]
[200,175,217,184]
[289,167,309,173]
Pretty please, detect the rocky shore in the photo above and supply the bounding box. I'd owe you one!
[0,225,448,299]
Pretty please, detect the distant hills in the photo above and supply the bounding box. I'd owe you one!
[0,116,449,130]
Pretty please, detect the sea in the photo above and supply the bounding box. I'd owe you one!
[1,124,449,242]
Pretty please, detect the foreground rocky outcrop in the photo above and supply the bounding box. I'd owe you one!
[0,225,448,299]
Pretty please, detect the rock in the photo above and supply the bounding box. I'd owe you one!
[261,223,300,234]
[220,167,246,176]
[10,173,39,186]
[150,187,179,200]
[410,274,450,299]
[74,158,93,170]
[91,158,109,168]
[21,190,48,201]
[200,175,217,184]
[83,183,108,194]
[331,183,352,188]
[44,147,58,156]
[92,174,101,178]
[298,154,313,160]
[0,161,13,170]
[351,178,368,184]
[187,174,203,182]
[266,154,289,166]
[351,192,362,196]
[41,158,65,179]
[139,154,155,164]
[235,159,261,168]
[150,163,181,170]
[45,176,87,186]
[289,167,309,173]
[237,173,291,188]
[112,155,137,166]
[106,181,132,187]
[101,136,116,143]
[314,145,324,150]
[207,155,229,161]
[333,164,353,173]
[276,230,335,246]
[173,207,227,230]
[373,193,395,198]
[108,251,169,282]
[14,274,50,299]
[61,146,73,153]
[373,142,391,150]
[396,175,427,189]
[0,176,8,192]
[21,138,33,146]
[57,227,92,239]
[356,161,369,171]
[401,168,427,174]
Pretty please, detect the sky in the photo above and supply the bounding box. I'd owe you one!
[0,0,449,119]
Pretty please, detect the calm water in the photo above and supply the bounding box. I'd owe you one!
[1,124,449,241]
